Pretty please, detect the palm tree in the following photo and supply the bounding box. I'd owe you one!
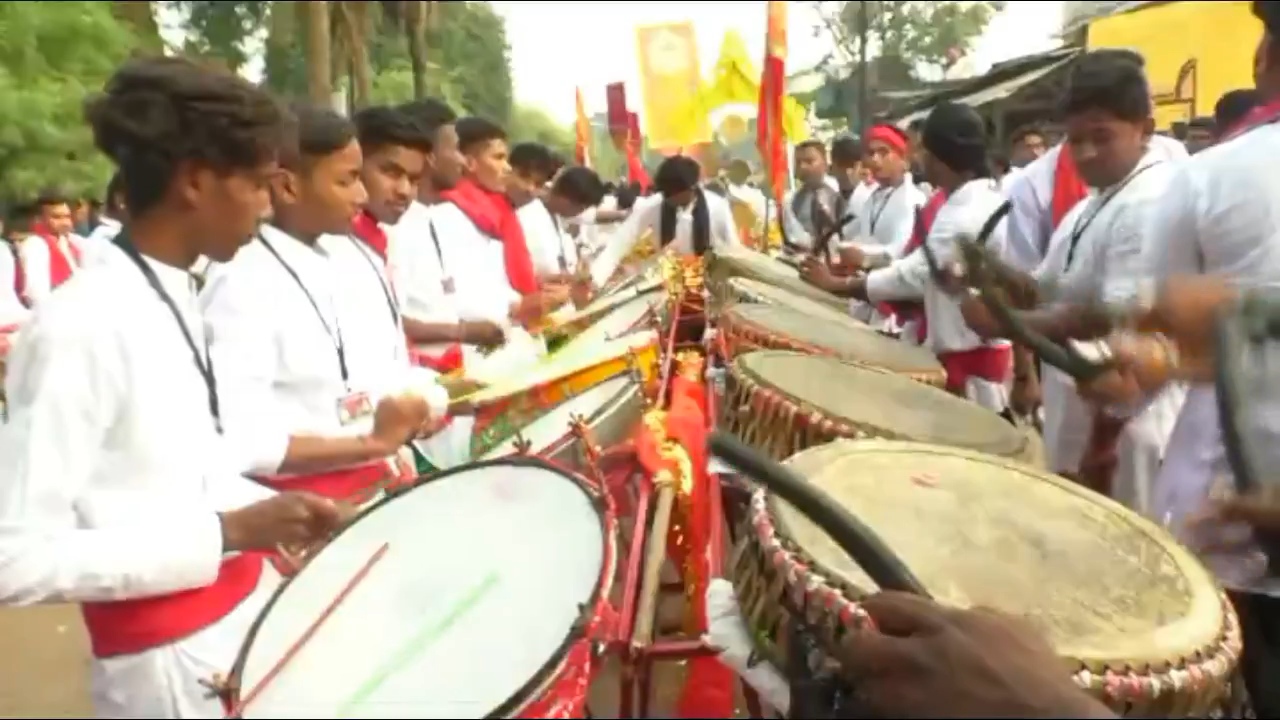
[304,0,331,104]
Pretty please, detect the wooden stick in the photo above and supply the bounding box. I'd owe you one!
[632,482,676,647]
[226,542,390,718]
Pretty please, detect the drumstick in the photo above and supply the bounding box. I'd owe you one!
[632,479,676,647]
[226,543,390,718]
[707,432,930,596]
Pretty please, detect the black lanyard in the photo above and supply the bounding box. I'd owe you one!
[113,231,222,433]
[1063,162,1161,270]
[541,202,570,272]
[869,184,901,234]
[346,235,399,327]
[258,234,349,387]
[426,220,448,277]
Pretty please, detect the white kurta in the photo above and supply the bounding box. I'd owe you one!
[0,244,278,718]
[846,176,926,328]
[200,225,447,476]
[1144,123,1280,597]
[590,191,740,289]
[0,243,29,326]
[865,178,1011,411]
[516,198,579,280]
[1032,149,1186,515]
[16,233,84,306]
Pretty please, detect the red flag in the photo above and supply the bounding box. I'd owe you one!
[574,87,592,168]
[606,82,630,149]
[757,1,789,209]
[624,112,651,191]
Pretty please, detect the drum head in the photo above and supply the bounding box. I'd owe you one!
[778,440,1224,670]
[727,277,866,327]
[561,295,658,352]
[471,330,656,405]
[729,303,940,375]
[710,248,846,311]
[737,351,1023,456]
[235,459,608,718]
[480,375,637,460]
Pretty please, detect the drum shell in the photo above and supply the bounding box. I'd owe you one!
[720,350,1037,466]
[729,440,1245,718]
[705,248,848,313]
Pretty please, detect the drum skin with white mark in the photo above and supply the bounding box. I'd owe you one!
[227,457,617,718]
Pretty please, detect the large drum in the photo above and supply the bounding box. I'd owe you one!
[706,247,847,313]
[229,459,616,718]
[555,292,663,359]
[479,374,645,468]
[718,276,863,328]
[730,439,1243,717]
[468,331,659,459]
[721,350,1034,464]
[720,302,945,387]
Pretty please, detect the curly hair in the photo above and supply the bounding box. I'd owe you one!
[83,57,288,216]
[354,105,433,155]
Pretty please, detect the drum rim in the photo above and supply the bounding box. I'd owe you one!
[764,439,1229,673]
[227,456,614,719]
[708,248,848,310]
[468,330,659,407]
[479,376,643,461]
[723,303,943,374]
[732,350,1025,456]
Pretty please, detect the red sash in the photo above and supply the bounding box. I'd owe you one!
[31,223,81,290]
[877,189,949,341]
[1220,97,1280,143]
[1050,147,1089,231]
[81,553,264,658]
[938,344,1012,395]
[440,179,539,295]
[351,211,390,260]
[410,343,463,373]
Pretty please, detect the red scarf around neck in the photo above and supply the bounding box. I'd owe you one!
[31,221,80,290]
[351,211,390,261]
[1221,96,1280,143]
[878,189,949,343]
[439,178,539,295]
[1050,147,1089,231]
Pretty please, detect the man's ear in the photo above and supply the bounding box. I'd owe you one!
[270,168,301,206]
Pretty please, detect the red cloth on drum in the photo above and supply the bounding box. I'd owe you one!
[440,178,539,295]
[514,602,618,718]
[938,343,1012,395]
[30,221,80,291]
[877,188,949,343]
[1051,147,1089,230]
[254,461,404,505]
[351,211,390,260]
[80,553,264,657]
[410,343,463,374]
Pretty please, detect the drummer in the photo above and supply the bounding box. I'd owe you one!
[781,140,845,255]
[508,142,583,283]
[0,57,354,719]
[1082,2,1280,712]
[582,154,740,296]
[201,104,446,503]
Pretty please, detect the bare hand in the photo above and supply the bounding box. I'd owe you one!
[370,393,431,452]
[459,320,505,350]
[836,592,1115,719]
[1075,365,1143,407]
[799,256,839,291]
[220,491,356,554]
[837,244,867,270]
[1011,372,1041,418]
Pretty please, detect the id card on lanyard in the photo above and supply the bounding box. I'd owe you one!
[428,220,455,295]
[259,234,372,426]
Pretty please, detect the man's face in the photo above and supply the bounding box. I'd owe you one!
[464,138,510,193]
[188,160,277,263]
[794,146,828,187]
[40,202,74,236]
[831,159,861,195]
[865,140,906,184]
[544,191,590,219]
[426,123,464,194]
[1011,132,1047,167]
[1184,126,1214,154]
[1064,108,1152,188]
[362,144,424,224]
[270,139,367,241]
[505,170,543,207]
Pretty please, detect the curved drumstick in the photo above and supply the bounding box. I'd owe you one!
[960,239,1109,382]
[1214,293,1280,494]
[708,431,929,596]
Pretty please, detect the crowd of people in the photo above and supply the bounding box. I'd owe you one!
[0,0,1279,717]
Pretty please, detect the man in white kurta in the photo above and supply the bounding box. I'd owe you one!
[589,155,740,291]
[17,194,85,306]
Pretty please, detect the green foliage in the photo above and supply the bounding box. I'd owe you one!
[168,0,270,72]
[508,105,573,157]
[423,2,512,124]
[817,0,1003,78]
[0,2,137,199]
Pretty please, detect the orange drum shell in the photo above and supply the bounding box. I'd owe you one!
[718,311,946,388]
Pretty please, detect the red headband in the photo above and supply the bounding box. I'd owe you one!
[867,124,909,155]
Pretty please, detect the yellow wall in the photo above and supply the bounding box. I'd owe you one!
[1087,1,1261,129]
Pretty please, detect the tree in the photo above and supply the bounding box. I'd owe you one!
[424,2,512,123]
[508,105,574,158]
[111,1,164,54]
[304,0,332,104]
[0,2,137,199]
[813,1,1003,82]
[168,0,269,72]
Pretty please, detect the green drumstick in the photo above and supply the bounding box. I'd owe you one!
[336,570,500,717]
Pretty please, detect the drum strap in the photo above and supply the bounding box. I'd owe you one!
[660,187,710,256]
